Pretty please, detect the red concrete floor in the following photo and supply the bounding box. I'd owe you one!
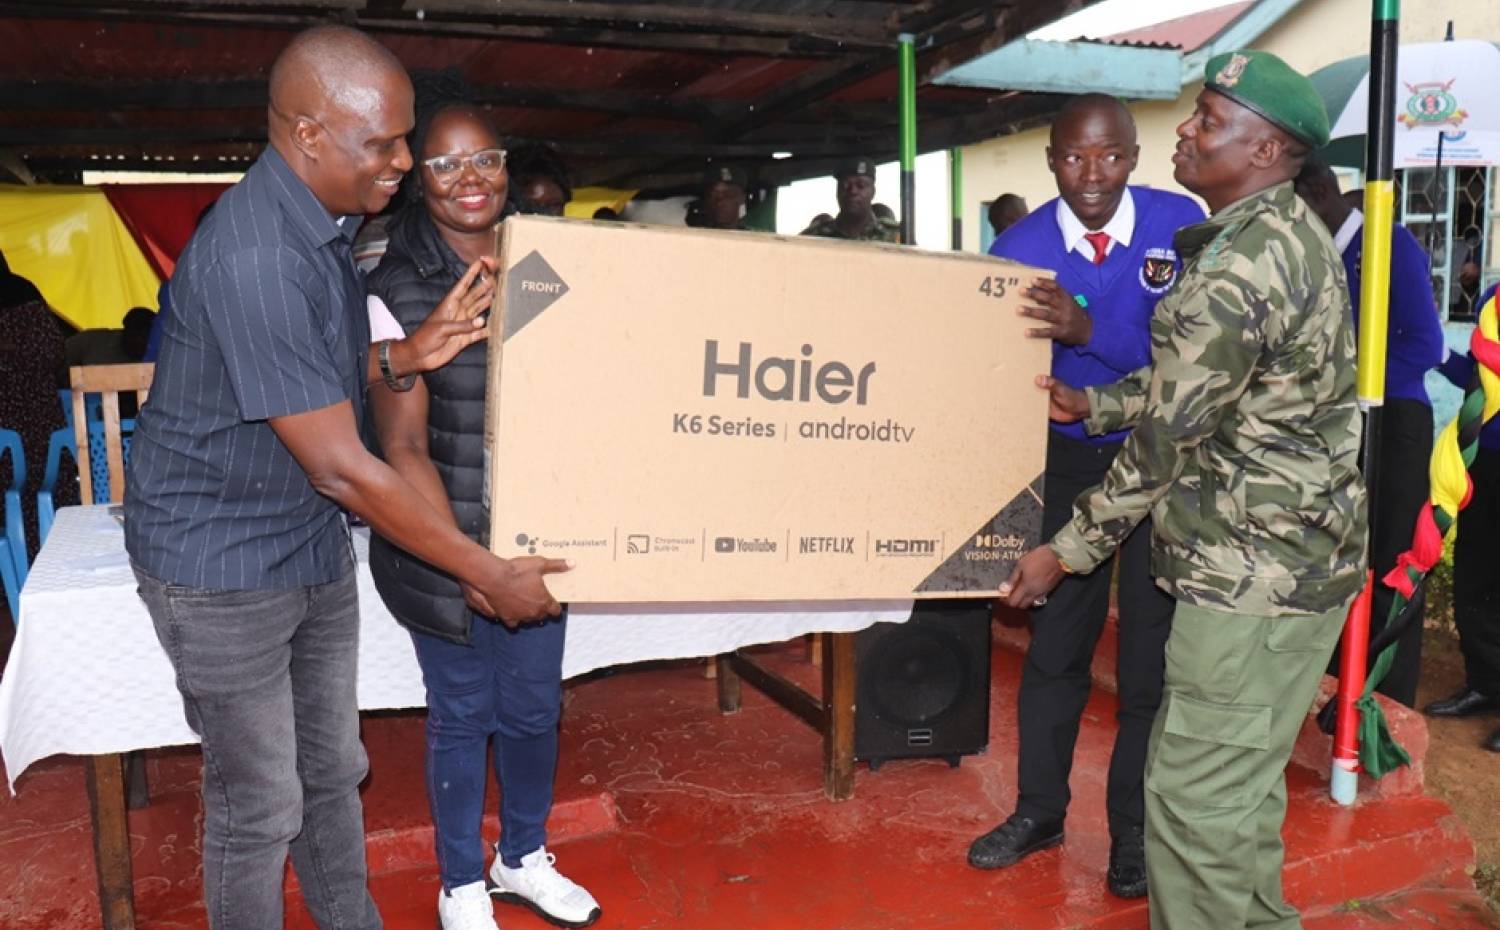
[1,635,1495,930]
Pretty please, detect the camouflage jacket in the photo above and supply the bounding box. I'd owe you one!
[1048,182,1368,617]
[800,213,901,243]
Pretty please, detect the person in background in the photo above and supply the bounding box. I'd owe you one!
[1000,51,1365,930]
[1427,281,1500,750]
[688,164,749,230]
[125,26,570,930]
[1294,154,1444,707]
[65,306,155,368]
[0,251,72,560]
[801,157,900,242]
[365,100,601,930]
[966,93,1203,900]
[987,193,1029,239]
[508,143,572,217]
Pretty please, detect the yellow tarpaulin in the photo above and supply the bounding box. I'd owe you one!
[565,186,637,220]
[0,185,161,330]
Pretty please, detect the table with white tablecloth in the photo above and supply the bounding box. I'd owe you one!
[0,504,911,930]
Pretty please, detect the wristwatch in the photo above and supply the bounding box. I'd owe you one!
[378,339,416,393]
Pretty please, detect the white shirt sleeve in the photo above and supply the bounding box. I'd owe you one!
[367,294,406,343]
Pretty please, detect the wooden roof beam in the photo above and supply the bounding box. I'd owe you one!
[0,78,734,122]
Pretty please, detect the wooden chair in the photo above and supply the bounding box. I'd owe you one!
[67,363,154,816]
[68,363,153,505]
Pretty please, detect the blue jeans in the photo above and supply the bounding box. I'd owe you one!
[410,613,566,889]
[133,560,380,930]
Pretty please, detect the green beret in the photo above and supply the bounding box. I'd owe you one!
[834,156,877,180]
[1203,49,1329,149]
[702,164,747,189]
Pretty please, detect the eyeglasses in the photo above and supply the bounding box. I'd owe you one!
[422,149,507,183]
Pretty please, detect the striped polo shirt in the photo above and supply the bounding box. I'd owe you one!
[125,146,369,589]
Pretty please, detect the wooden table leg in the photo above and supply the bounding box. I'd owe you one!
[124,751,150,811]
[715,653,741,713]
[822,632,856,801]
[84,754,136,930]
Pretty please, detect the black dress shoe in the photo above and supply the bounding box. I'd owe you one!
[967,813,1064,870]
[1486,727,1500,753]
[1107,826,1148,899]
[1424,687,1500,718]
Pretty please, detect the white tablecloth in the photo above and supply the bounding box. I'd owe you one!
[0,505,911,791]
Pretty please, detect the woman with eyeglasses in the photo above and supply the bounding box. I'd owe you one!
[365,102,600,930]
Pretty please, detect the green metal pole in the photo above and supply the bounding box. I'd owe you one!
[1332,0,1400,808]
[898,32,916,245]
[949,146,962,251]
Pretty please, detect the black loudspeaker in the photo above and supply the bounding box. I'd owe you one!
[855,599,992,770]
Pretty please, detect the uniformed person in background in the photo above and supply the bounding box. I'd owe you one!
[801,157,901,242]
[997,51,1367,930]
[687,164,750,230]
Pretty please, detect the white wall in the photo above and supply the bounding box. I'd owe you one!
[775,150,953,248]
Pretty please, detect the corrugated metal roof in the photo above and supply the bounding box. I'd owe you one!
[0,1,1083,190]
[1095,1,1256,55]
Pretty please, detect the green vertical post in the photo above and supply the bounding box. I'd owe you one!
[898,32,917,245]
[949,146,962,251]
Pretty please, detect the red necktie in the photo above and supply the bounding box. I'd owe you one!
[1084,231,1111,265]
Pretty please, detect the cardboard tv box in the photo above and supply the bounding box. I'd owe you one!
[482,216,1051,603]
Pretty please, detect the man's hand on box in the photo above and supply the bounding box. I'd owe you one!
[469,554,570,628]
[1035,374,1089,424]
[393,256,495,377]
[998,546,1066,611]
[1019,278,1092,346]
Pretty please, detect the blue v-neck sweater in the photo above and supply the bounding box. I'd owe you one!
[989,185,1205,445]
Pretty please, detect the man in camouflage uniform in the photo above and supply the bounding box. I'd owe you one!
[999,50,1367,930]
[800,156,901,242]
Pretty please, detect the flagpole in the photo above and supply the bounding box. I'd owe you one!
[898,33,917,246]
[1332,0,1400,806]
[1421,22,1455,293]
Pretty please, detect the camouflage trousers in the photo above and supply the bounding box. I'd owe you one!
[1144,600,1347,930]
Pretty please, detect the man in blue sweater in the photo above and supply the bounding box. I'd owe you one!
[966,94,1204,898]
[1294,155,1444,706]
[1430,283,1500,749]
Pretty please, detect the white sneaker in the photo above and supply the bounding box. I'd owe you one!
[438,880,500,930]
[488,846,601,928]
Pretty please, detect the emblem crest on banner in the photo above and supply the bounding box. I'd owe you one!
[1398,79,1468,130]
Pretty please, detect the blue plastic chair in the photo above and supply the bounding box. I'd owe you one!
[37,424,75,546]
[57,386,135,507]
[0,428,27,620]
[67,364,151,509]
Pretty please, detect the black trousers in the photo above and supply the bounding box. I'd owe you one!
[1456,447,1500,698]
[1015,431,1174,837]
[1365,398,1434,707]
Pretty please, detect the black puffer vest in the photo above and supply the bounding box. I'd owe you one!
[365,207,494,644]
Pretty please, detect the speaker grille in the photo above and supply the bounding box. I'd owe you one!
[854,600,991,765]
[867,627,968,725]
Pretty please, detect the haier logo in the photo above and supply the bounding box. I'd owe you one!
[874,538,939,557]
